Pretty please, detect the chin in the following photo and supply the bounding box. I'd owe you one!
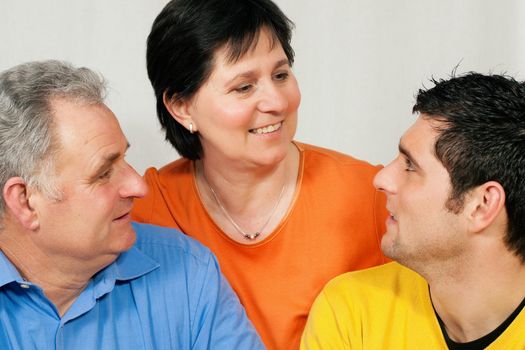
[267,141,294,162]
[265,152,289,166]
[123,228,137,249]
[249,151,286,169]
[380,233,398,260]
[113,226,137,252]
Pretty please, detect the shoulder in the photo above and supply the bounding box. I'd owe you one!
[132,158,194,224]
[322,262,423,302]
[125,223,264,349]
[304,265,442,349]
[302,263,417,349]
[296,141,382,176]
[143,157,192,182]
[132,222,213,267]
[307,262,426,335]
[295,142,383,202]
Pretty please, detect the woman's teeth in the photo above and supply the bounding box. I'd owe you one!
[250,122,282,134]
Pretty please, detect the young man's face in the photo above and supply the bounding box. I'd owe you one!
[373,116,468,267]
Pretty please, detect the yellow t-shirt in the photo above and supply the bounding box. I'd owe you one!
[301,262,525,350]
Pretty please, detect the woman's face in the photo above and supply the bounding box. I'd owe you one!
[184,27,301,168]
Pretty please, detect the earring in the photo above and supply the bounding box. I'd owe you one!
[189,122,194,134]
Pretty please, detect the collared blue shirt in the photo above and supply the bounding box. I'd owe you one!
[0,223,264,349]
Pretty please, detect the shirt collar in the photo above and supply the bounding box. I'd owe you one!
[0,250,24,287]
[104,245,159,282]
[0,244,159,289]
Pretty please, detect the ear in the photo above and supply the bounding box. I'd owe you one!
[3,177,40,230]
[466,181,505,233]
[163,91,198,133]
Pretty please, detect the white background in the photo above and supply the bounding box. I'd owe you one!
[1,0,524,174]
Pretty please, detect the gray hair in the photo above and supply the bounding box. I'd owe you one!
[0,60,106,224]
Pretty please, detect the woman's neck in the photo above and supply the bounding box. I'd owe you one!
[194,143,300,243]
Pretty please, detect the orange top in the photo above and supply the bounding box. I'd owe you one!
[131,142,389,350]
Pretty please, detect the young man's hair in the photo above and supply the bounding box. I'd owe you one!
[413,72,525,260]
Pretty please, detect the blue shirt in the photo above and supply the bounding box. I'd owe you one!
[0,223,264,349]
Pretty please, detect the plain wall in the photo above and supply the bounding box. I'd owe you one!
[1,0,524,174]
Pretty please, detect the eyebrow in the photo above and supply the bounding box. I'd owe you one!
[90,143,130,179]
[224,58,291,86]
[398,142,421,170]
[274,58,291,69]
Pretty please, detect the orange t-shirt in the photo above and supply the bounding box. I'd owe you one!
[131,142,389,350]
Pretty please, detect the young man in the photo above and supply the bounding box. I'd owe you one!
[301,73,525,349]
[0,60,263,349]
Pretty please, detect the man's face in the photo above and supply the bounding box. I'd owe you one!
[31,98,147,266]
[373,116,467,267]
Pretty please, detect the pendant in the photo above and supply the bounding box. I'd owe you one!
[244,232,260,240]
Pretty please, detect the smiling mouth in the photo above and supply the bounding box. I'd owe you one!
[249,121,282,135]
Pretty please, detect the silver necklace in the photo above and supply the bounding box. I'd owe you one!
[202,170,287,240]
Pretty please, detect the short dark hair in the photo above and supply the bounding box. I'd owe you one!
[413,72,525,260]
[146,0,295,160]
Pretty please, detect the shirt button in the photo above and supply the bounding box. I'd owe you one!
[20,284,30,289]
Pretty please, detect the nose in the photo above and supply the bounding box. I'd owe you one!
[120,162,148,199]
[373,161,396,194]
[257,82,289,114]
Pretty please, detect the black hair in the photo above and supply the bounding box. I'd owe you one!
[146,0,295,160]
[413,72,525,260]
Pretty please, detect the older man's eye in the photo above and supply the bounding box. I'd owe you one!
[99,168,113,179]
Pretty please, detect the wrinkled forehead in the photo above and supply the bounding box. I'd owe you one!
[49,98,126,158]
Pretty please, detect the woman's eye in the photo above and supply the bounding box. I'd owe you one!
[234,84,253,94]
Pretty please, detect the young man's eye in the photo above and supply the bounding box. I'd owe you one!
[404,158,415,172]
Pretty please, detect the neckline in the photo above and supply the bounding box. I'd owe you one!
[433,294,525,349]
[190,141,304,247]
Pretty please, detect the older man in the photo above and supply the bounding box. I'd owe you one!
[0,60,263,349]
[301,73,525,349]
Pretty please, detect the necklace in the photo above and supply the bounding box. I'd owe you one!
[202,170,287,240]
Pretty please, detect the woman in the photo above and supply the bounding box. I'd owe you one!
[132,0,388,348]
